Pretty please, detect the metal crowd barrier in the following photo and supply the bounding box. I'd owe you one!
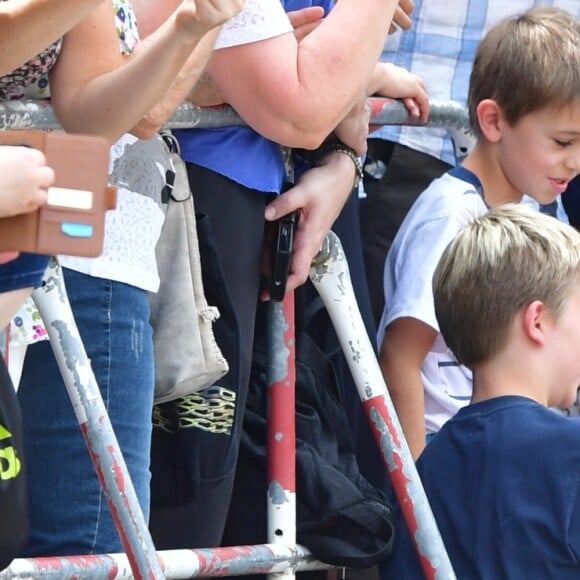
[0,97,470,580]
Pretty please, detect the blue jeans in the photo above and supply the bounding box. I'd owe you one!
[18,268,154,556]
[0,253,50,292]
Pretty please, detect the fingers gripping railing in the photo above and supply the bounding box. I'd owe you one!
[0,98,467,580]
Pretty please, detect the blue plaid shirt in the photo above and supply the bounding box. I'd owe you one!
[375,0,580,165]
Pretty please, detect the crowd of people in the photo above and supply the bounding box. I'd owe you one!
[0,0,579,577]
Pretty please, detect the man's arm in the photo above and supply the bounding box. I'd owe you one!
[262,150,358,296]
[379,316,437,460]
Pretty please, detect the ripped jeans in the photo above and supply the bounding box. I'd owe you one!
[18,268,154,556]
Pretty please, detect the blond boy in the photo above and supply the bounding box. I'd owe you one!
[378,7,580,459]
[385,204,580,577]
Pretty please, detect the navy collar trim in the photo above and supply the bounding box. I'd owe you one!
[449,165,484,199]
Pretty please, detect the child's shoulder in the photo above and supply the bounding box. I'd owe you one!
[401,171,487,233]
[421,170,482,203]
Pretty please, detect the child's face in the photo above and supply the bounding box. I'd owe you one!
[546,284,580,409]
[497,103,580,205]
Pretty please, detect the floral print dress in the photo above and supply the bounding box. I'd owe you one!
[0,1,62,99]
[0,1,63,348]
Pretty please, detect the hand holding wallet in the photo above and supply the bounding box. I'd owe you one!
[0,130,116,257]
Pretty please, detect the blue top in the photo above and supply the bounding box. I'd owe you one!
[383,396,580,579]
[175,0,334,194]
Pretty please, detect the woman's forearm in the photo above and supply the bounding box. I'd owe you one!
[49,3,216,143]
[0,0,106,76]
[210,0,405,148]
[131,31,220,139]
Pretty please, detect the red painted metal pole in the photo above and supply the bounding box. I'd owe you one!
[266,293,297,580]
[31,260,164,579]
[309,233,456,580]
[0,544,330,579]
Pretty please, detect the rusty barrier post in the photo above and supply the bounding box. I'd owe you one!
[310,233,457,580]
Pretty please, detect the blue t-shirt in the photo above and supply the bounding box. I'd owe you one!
[175,0,334,194]
[383,396,580,579]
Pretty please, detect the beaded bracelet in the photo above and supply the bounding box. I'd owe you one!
[294,141,364,189]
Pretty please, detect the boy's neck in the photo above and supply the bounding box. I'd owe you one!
[471,343,549,408]
[461,141,523,207]
[471,372,548,407]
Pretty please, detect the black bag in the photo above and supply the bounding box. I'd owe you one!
[0,356,28,570]
[224,297,397,569]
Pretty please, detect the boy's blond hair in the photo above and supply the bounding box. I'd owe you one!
[468,7,580,136]
[433,205,580,368]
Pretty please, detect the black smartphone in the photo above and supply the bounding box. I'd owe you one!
[269,209,298,301]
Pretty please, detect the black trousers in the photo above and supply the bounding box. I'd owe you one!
[151,164,388,554]
[223,189,391,556]
[150,164,266,549]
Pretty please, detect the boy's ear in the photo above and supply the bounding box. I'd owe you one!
[476,99,503,143]
[522,300,547,346]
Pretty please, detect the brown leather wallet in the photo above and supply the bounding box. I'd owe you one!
[0,130,116,257]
